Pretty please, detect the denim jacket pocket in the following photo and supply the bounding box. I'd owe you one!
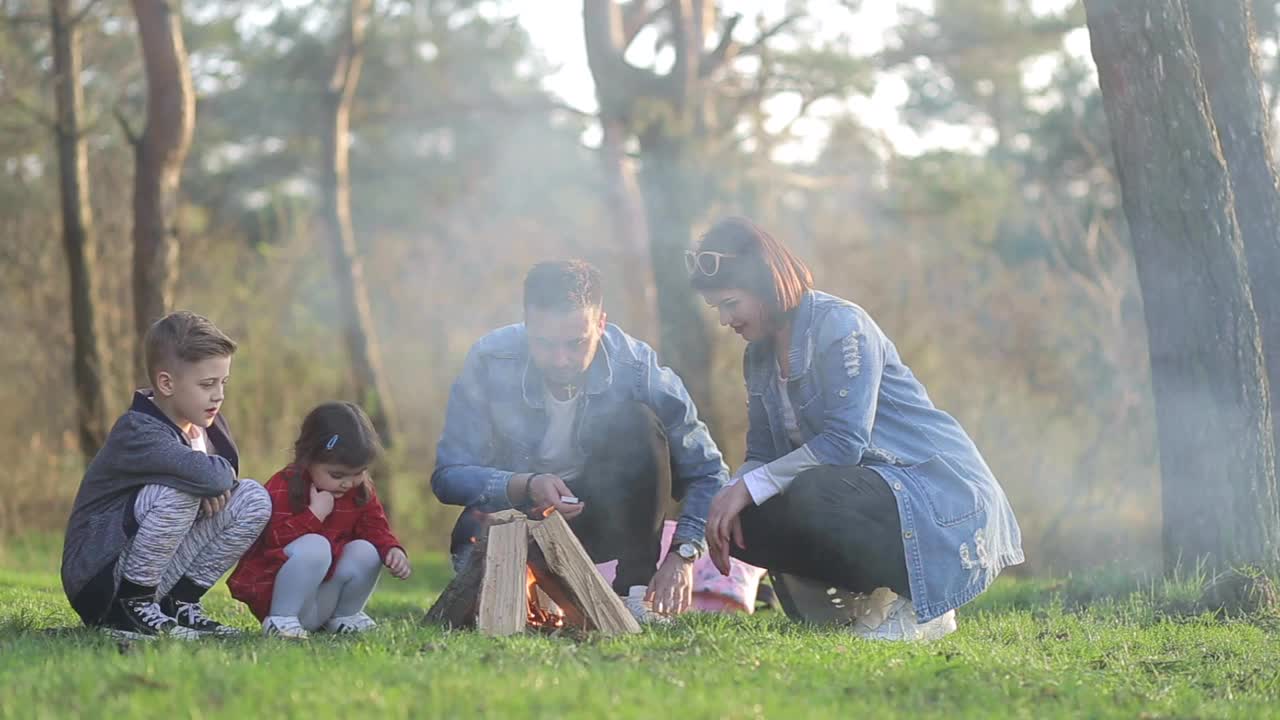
[906,455,987,527]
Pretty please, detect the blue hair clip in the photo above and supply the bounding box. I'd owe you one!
[325,434,339,450]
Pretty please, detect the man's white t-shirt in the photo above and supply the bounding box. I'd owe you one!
[535,386,584,484]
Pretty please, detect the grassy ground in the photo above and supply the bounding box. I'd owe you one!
[3,536,1280,719]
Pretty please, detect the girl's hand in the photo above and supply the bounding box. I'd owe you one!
[309,485,336,521]
[385,548,411,579]
[706,480,753,575]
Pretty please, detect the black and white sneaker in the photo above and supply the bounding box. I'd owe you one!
[102,596,200,641]
[164,598,241,636]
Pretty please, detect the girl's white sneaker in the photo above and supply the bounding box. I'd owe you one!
[262,615,309,639]
[323,612,378,634]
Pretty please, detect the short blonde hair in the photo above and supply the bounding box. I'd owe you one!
[144,311,237,384]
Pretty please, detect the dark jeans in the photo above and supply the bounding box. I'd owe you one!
[731,465,911,607]
[449,401,673,595]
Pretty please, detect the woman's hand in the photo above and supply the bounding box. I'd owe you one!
[384,547,412,579]
[706,480,754,575]
[646,553,694,616]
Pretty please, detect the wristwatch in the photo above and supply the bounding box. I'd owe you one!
[675,541,702,562]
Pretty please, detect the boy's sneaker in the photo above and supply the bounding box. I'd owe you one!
[163,598,241,636]
[262,615,309,639]
[852,595,957,642]
[102,596,200,641]
[622,585,670,625]
[323,612,377,634]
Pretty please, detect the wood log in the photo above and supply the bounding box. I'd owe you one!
[476,518,529,636]
[527,542,589,629]
[423,531,487,628]
[528,510,640,635]
[423,510,529,628]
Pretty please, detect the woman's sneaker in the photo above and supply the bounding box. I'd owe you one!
[852,596,957,642]
[102,596,200,641]
[323,612,377,634]
[163,598,241,636]
[262,615,309,639]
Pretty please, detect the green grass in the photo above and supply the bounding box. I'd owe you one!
[3,539,1280,719]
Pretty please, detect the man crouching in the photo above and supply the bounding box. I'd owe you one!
[432,260,728,621]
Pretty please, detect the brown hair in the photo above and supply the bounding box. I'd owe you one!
[524,259,603,313]
[144,311,238,385]
[287,401,383,510]
[689,217,814,316]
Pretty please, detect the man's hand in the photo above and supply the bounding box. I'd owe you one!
[706,480,753,575]
[309,485,336,522]
[647,552,694,616]
[384,548,412,579]
[200,490,231,518]
[528,474,585,520]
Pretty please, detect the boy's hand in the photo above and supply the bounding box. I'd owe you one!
[309,485,336,521]
[385,548,411,579]
[200,490,231,517]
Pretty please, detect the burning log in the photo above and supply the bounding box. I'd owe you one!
[527,509,640,635]
[423,509,640,636]
[476,517,529,636]
[422,527,488,628]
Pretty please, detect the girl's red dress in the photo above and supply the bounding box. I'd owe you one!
[228,465,403,620]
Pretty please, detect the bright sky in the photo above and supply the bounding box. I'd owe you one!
[512,0,1093,160]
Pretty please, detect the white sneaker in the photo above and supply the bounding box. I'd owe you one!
[262,615,309,639]
[853,596,957,642]
[323,612,378,634]
[622,585,670,625]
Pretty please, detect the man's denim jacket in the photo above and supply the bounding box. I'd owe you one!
[432,323,728,546]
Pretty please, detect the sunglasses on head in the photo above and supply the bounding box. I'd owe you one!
[685,250,737,277]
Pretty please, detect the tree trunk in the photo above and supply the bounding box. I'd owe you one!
[1186,2,1280,457]
[51,0,108,459]
[322,0,397,507]
[1086,0,1280,573]
[583,0,659,347]
[599,119,659,346]
[129,0,194,381]
[584,0,715,410]
[637,135,714,412]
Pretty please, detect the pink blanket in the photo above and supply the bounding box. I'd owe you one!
[595,520,767,613]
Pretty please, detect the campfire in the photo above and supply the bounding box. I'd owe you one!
[424,509,641,637]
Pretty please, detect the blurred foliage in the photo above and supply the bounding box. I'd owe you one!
[8,0,1278,573]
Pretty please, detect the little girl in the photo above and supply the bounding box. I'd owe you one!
[228,402,410,638]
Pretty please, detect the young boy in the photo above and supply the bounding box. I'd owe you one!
[61,311,271,639]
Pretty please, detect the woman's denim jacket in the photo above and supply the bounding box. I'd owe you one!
[739,291,1023,621]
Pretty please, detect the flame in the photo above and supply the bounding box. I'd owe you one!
[540,506,555,519]
[525,566,565,630]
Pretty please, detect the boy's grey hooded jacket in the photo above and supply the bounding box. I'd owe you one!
[61,390,239,623]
